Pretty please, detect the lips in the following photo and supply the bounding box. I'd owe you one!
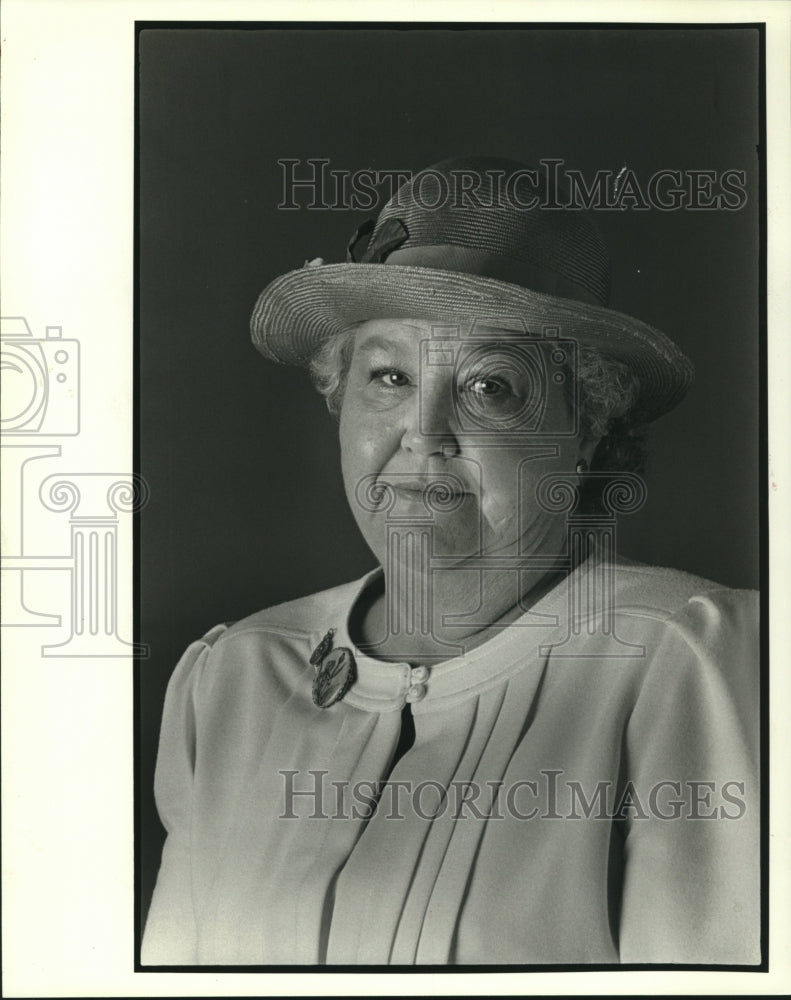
[391,480,432,493]
[391,484,429,502]
[385,476,471,502]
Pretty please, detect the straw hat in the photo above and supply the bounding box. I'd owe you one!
[250,156,693,422]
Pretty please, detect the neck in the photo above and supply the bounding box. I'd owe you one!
[352,562,567,666]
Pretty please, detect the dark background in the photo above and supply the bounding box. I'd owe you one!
[137,25,761,934]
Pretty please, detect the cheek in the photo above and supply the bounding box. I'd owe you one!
[477,448,575,538]
[338,415,395,562]
[340,415,375,477]
[475,457,524,537]
[339,422,364,505]
[339,405,395,508]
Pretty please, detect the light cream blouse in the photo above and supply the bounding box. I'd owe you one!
[142,555,760,965]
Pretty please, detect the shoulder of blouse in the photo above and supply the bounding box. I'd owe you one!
[212,570,377,647]
[602,554,758,623]
[611,560,759,764]
[165,573,377,706]
[157,573,379,734]
[590,559,759,731]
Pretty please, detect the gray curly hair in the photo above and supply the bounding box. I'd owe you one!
[309,326,648,511]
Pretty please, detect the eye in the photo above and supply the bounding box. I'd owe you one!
[463,375,510,397]
[372,368,410,388]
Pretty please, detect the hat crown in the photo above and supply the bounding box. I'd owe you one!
[251,154,694,422]
[361,156,611,307]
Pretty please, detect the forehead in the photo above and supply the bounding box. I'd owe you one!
[352,318,428,355]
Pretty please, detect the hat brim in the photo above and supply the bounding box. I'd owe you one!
[250,263,694,423]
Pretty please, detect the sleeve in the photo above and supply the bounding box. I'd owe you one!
[140,625,226,965]
[617,588,760,964]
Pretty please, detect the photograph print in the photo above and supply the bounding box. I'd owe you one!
[137,23,763,968]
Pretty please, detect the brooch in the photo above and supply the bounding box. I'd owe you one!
[310,628,356,709]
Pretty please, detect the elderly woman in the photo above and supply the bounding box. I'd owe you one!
[142,157,759,966]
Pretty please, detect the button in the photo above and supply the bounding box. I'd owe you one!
[405,684,426,704]
[410,666,429,683]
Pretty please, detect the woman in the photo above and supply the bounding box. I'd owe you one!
[142,157,759,965]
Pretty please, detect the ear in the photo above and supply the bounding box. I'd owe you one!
[576,432,601,468]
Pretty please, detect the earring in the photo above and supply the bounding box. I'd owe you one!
[575,459,589,475]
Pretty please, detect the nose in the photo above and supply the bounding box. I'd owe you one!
[400,384,460,458]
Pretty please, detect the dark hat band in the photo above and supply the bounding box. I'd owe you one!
[384,244,603,307]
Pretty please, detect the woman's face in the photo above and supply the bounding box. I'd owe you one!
[339,318,595,570]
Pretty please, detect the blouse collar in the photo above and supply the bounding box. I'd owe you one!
[318,558,595,714]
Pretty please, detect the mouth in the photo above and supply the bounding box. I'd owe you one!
[391,480,432,493]
[386,477,471,502]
